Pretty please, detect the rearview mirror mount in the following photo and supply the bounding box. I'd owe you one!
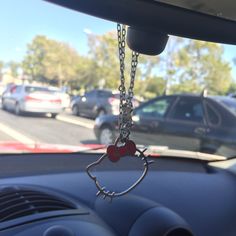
[127,27,168,55]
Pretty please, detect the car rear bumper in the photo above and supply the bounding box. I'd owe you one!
[20,102,62,114]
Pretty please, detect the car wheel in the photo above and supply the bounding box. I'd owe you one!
[14,103,22,116]
[97,109,106,118]
[2,100,6,110]
[51,113,58,119]
[98,126,114,145]
[72,105,79,116]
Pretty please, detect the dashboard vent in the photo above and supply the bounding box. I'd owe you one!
[0,187,76,222]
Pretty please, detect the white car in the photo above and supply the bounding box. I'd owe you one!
[2,85,62,118]
[49,87,71,109]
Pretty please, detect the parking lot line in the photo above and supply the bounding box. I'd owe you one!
[0,122,35,144]
[56,115,94,129]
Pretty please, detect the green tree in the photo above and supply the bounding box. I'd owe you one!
[159,36,184,94]
[141,76,166,99]
[227,81,236,95]
[169,39,232,94]
[22,35,46,82]
[70,56,99,90]
[87,31,162,97]
[0,61,4,79]
[22,35,82,86]
[7,61,20,78]
[87,31,123,89]
[21,33,232,98]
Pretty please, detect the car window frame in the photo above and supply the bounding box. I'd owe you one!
[166,96,207,125]
[203,100,222,127]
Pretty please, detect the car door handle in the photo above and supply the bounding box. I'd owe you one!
[194,127,207,135]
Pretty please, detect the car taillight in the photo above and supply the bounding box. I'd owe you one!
[108,97,119,105]
[25,96,40,102]
[50,99,61,103]
[25,96,61,104]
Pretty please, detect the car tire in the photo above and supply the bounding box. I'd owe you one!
[98,126,114,145]
[51,113,58,119]
[14,103,22,116]
[72,105,79,116]
[2,100,6,110]
[97,109,106,118]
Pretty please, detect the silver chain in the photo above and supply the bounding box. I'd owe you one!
[86,25,153,201]
[117,24,139,142]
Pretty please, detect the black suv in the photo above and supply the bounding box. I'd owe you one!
[71,89,139,119]
[94,94,236,157]
[71,89,120,119]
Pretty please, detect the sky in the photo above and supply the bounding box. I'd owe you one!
[0,0,115,62]
[0,0,236,76]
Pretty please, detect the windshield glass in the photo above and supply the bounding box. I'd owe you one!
[0,1,236,158]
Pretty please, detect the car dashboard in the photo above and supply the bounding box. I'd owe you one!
[0,153,235,236]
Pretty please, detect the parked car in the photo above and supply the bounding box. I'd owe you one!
[49,87,71,110]
[70,95,81,115]
[94,94,236,156]
[2,85,62,118]
[71,89,140,119]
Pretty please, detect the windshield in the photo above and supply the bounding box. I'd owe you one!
[0,1,236,158]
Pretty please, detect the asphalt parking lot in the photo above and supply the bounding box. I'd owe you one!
[0,108,97,146]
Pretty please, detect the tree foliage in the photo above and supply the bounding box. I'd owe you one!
[7,61,20,77]
[22,36,82,86]
[3,32,233,98]
[0,61,4,78]
[86,31,162,97]
[167,39,232,94]
[227,81,236,95]
[87,31,130,89]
